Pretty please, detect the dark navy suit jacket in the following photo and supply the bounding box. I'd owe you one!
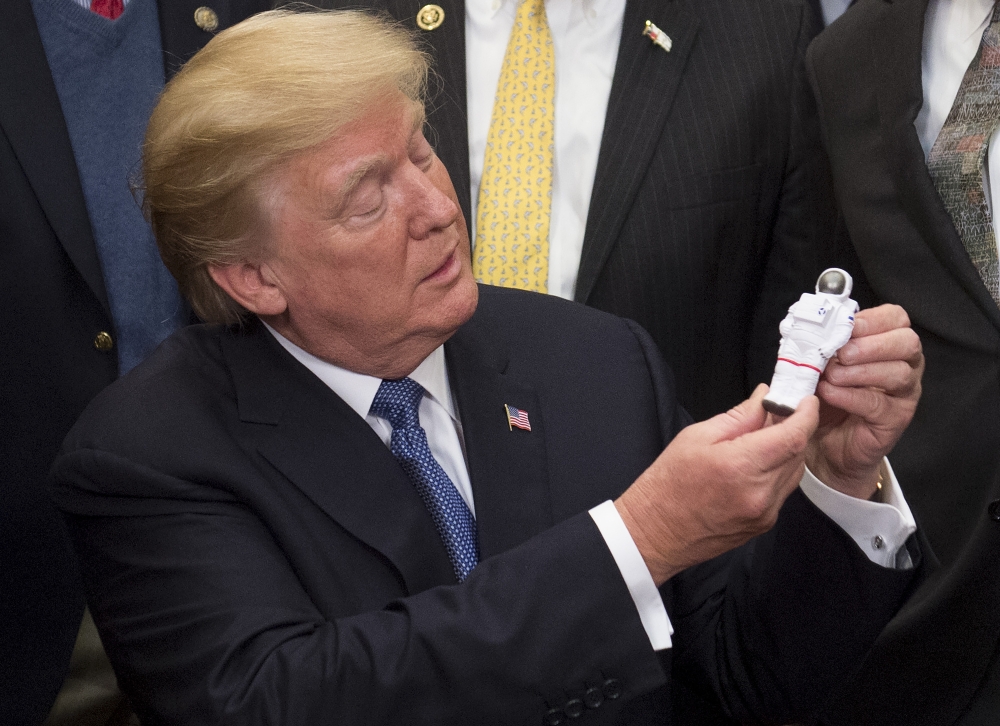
[50,287,917,725]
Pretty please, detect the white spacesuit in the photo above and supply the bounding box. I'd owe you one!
[762,268,859,416]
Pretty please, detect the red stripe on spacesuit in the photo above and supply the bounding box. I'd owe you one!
[776,357,823,374]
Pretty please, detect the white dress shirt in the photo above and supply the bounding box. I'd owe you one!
[265,323,916,652]
[917,0,1000,274]
[466,0,624,299]
[819,0,852,27]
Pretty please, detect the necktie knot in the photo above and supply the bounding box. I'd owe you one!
[370,377,425,430]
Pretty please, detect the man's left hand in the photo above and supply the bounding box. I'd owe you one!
[805,304,924,499]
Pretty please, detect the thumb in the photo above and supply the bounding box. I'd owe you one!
[728,394,820,473]
[699,384,770,444]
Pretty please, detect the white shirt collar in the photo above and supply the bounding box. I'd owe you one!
[262,322,458,423]
[959,0,996,41]
[467,0,609,28]
[931,0,995,43]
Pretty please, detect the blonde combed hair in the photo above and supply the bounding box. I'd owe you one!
[142,9,430,323]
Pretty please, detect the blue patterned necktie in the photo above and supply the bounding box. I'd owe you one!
[370,377,479,582]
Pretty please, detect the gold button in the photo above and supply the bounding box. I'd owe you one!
[194,6,219,32]
[93,331,114,352]
[416,4,445,31]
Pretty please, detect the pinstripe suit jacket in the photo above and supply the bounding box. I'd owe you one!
[319,0,838,421]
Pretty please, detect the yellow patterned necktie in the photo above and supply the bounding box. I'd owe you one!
[473,0,555,292]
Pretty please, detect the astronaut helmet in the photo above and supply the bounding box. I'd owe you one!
[815,267,853,302]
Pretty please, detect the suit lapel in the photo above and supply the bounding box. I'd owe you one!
[872,0,1000,331]
[0,0,110,316]
[445,297,554,559]
[575,0,700,303]
[223,320,457,593]
[388,0,473,229]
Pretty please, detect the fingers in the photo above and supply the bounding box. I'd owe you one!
[837,325,922,367]
[849,303,910,338]
[824,307,924,417]
[815,380,892,423]
[824,358,921,397]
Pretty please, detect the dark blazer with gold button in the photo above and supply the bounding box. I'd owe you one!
[0,1,268,721]
[50,286,918,725]
[315,0,839,424]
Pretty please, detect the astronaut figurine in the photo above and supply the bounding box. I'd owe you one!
[762,268,859,416]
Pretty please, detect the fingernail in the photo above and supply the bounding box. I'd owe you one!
[840,342,858,360]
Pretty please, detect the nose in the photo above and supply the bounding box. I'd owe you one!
[406,161,460,240]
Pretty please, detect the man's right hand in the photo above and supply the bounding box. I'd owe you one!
[615,384,819,585]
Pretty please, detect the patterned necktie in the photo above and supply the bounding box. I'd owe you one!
[90,0,124,20]
[927,2,1000,306]
[473,0,555,293]
[370,378,479,582]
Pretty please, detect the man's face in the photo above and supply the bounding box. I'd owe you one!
[259,95,478,378]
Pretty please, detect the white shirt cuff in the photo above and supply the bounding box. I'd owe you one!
[588,500,674,650]
[799,459,917,569]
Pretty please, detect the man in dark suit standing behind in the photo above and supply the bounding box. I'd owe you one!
[0,0,267,722]
[310,0,842,423]
[808,0,1000,722]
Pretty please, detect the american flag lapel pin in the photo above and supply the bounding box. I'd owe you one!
[504,404,532,432]
[643,20,672,52]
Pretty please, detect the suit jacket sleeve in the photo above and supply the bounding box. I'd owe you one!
[622,316,921,725]
[51,447,667,726]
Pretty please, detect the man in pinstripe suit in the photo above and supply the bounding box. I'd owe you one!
[314,0,841,424]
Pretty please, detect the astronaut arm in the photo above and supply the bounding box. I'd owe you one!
[817,306,857,360]
[778,311,795,340]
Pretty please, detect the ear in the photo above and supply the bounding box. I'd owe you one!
[208,262,288,316]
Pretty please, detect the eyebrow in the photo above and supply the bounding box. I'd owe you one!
[336,157,389,211]
[332,105,430,215]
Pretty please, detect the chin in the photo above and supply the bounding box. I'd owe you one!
[420,273,478,338]
[440,274,479,329]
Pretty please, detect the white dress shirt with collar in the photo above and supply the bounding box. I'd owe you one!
[820,0,852,27]
[917,0,1000,274]
[466,0,624,300]
[264,322,916,653]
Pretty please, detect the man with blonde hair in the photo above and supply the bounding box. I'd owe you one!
[52,10,927,725]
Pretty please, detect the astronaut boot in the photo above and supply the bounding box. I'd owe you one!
[763,362,820,416]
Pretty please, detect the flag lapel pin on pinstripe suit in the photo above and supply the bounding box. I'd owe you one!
[643,20,672,52]
[504,404,532,432]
